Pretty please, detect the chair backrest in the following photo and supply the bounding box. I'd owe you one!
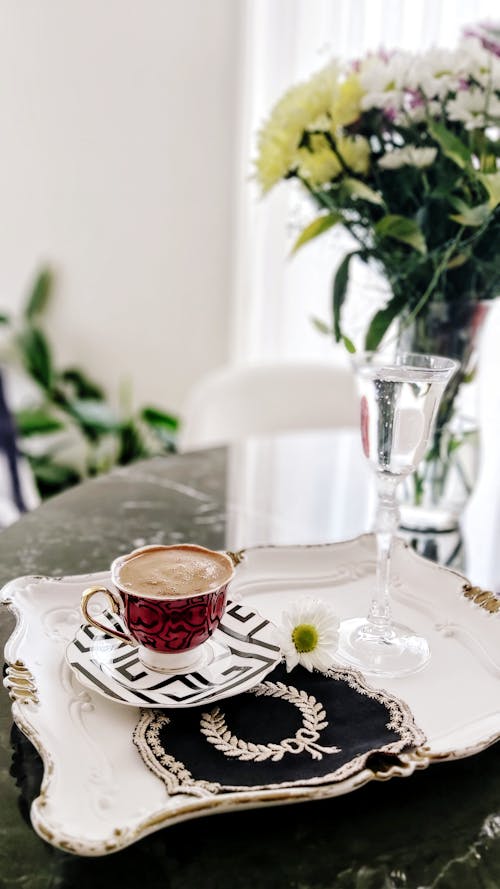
[178,360,359,452]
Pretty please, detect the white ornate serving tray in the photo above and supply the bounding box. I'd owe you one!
[2,534,500,856]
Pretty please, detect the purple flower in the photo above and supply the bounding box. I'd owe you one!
[464,22,500,58]
[383,106,397,122]
[406,88,425,109]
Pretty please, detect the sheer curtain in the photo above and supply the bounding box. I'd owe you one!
[230,0,500,586]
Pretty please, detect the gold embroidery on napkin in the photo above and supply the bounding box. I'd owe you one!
[200,681,340,762]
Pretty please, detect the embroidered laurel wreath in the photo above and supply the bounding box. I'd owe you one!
[200,680,340,762]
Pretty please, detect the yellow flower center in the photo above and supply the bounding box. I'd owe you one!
[292,623,319,653]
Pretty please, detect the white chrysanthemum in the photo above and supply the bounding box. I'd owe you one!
[479,56,500,90]
[403,99,442,124]
[275,598,340,673]
[378,145,438,170]
[359,51,411,93]
[447,86,500,129]
[361,89,403,113]
[359,51,411,113]
[406,47,461,99]
[459,35,497,83]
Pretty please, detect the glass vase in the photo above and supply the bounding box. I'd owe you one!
[396,300,490,563]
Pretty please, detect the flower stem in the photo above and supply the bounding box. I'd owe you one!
[397,230,464,334]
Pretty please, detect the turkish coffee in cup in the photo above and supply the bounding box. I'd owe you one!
[81,544,235,673]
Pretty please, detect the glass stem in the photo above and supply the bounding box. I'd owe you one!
[367,474,400,639]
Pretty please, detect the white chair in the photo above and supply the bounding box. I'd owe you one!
[178,360,360,452]
[178,360,373,548]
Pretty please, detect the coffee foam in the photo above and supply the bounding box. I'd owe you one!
[116,546,232,599]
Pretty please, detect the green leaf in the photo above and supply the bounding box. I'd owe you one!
[375,215,427,254]
[428,120,472,169]
[365,293,407,351]
[449,200,490,227]
[27,455,80,498]
[342,335,356,353]
[17,326,53,390]
[14,408,64,436]
[446,251,470,269]
[332,251,359,343]
[310,316,333,336]
[25,269,52,320]
[117,421,148,465]
[291,213,342,255]
[0,313,10,325]
[59,368,105,400]
[343,177,384,205]
[30,459,79,485]
[478,172,500,209]
[141,406,179,432]
[67,399,121,436]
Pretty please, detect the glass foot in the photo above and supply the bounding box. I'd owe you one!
[336,617,431,678]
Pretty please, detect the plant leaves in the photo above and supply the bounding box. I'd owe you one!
[343,177,384,205]
[310,316,333,335]
[17,326,53,390]
[14,408,64,436]
[375,215,427,254]
[332,251,359,343]
[66,399,121,437]
[477,172,500,209]
[25,454,81,499]
[365,293,407,351]
[141,406,179,432]
[446,251,470,269]
[117,421,148,465]
[342,335,356,353]
[29,458,80,485]
[0,313,10,325]
[449,200,491,227]
[291,213,343,254]
[428,120,472,169]
[59,368,105,400]
[25,269,52,320]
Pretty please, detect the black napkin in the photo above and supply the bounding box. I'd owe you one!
[134,662,425,796]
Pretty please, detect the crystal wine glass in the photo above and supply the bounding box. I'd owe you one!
[337,351,459,677]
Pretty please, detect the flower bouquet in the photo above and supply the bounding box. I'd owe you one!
[256,22,500,533]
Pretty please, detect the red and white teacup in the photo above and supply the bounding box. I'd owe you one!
[81,543,235,673]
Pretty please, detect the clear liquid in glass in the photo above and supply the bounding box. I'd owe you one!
[359,366,450,478]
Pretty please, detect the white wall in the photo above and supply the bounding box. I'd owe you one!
[0,0,241,414]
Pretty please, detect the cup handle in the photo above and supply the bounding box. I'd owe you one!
[81,585,133,644]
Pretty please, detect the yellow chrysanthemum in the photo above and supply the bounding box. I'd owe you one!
[330,74,364,127]
[255,62,340,192]
[296,134,342,187]
[337,135,371,174]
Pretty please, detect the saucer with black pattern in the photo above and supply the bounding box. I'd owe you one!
[65,600,281,708]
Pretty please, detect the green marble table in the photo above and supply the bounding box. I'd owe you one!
[1,438,500,889]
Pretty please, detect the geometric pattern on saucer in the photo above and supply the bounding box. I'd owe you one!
[65,601,281,709]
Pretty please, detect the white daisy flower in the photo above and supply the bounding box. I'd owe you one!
[378,146,437,170]
[275,597,340,673]
[406,47,462,100]
[358,51,410,114]
[404,99,442,124]
[447,87,500,128]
